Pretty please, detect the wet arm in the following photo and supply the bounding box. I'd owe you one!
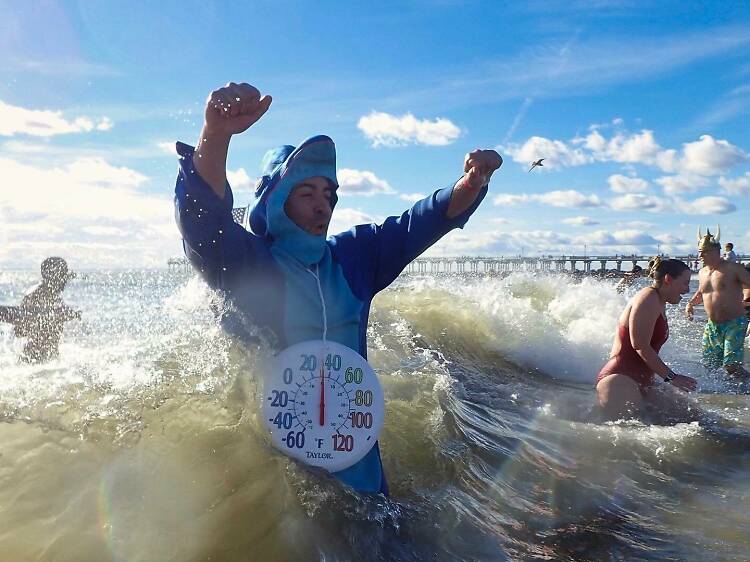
[194,128,231,199]
[445,176,485,219]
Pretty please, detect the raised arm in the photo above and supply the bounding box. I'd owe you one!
[334,149,501,293]
[194,82,272,197]
[445,149,502,219]
[174,82,272,289]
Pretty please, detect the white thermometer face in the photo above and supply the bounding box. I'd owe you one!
[262,340,384,472]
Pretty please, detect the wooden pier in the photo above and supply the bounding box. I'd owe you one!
[168,206,748,275]
[168,254,749,276]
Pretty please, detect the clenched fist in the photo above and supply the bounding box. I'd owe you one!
[463,149,503,190]
[204,82,272,137]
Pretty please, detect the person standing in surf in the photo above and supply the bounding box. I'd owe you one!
[173,81,502,494]
[0,257,82,363]
[595,257,697,421]
[685,230,750,377]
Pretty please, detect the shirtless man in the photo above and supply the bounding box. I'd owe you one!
[685,231,750,376]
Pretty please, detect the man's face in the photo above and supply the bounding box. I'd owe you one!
[699,246,721,267]
[284,176,334,236]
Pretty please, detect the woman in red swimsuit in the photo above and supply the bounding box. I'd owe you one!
[596,258,698,420]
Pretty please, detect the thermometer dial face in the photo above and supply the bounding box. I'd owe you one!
[262,340,384,472]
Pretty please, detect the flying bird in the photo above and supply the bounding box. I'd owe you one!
[528,158,545,173]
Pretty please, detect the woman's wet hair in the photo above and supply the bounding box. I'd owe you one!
[647,256,690,282]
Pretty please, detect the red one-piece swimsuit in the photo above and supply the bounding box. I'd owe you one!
[596,307,669,395]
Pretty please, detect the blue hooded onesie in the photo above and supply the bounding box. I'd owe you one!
[174,135,487,494]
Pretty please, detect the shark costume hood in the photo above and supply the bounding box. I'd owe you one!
[248,135,339,265]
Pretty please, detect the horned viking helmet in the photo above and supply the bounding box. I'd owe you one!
[697,225,721,251]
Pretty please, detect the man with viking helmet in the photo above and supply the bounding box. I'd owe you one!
[686,227,750,377]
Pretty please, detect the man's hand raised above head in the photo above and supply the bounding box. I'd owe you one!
[204,82,272,138]
[463,149,503,190]
[446,149,502,219]
[194,81,272,197]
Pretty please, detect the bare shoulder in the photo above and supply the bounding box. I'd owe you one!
[633,286,659,307]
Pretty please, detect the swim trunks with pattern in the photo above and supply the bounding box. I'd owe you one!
[702,315,749,368]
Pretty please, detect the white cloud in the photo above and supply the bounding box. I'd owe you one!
[426,229,508,255]
[357,111,461,147]
[0,155,177,268]
[675,196,736,215]
[500,136,592,169]
[337,168,395,196]
[610,193,669,212]
[328,208,380,235]
[563,216,599,226]
[681,135,749,175]
[655,173,711,195]
[66,158,147,187]
[718,172,750,196]
[0,99,113,137]
[619,220,656,230]
[654,233,685,245]
[607,174,649,193]
[157,141,176,155]
[507,127,747,178]
[610,230,659,246]
[399,192,427,203]
[80,225,129,237]
[493,193,530,206]
[226,167,256,195]
[493,190,601,208]
[535,190,602,208]
[584,129,677,171]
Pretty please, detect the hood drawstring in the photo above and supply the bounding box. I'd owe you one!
[306,264,328,348]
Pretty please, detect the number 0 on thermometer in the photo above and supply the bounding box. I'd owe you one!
[262,340,385,472]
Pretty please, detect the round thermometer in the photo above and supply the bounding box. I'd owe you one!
[262,340,384,472]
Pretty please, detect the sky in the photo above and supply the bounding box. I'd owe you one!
[1,0,749,269]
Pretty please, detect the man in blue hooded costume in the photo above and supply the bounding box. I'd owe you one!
[174,81,502,495]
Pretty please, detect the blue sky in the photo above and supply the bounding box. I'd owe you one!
[1,1,749,268]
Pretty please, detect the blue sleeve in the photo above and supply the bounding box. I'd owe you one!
[332,183,487,295]
[173,141,253,289]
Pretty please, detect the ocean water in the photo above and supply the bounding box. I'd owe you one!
[1,270,749,562]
